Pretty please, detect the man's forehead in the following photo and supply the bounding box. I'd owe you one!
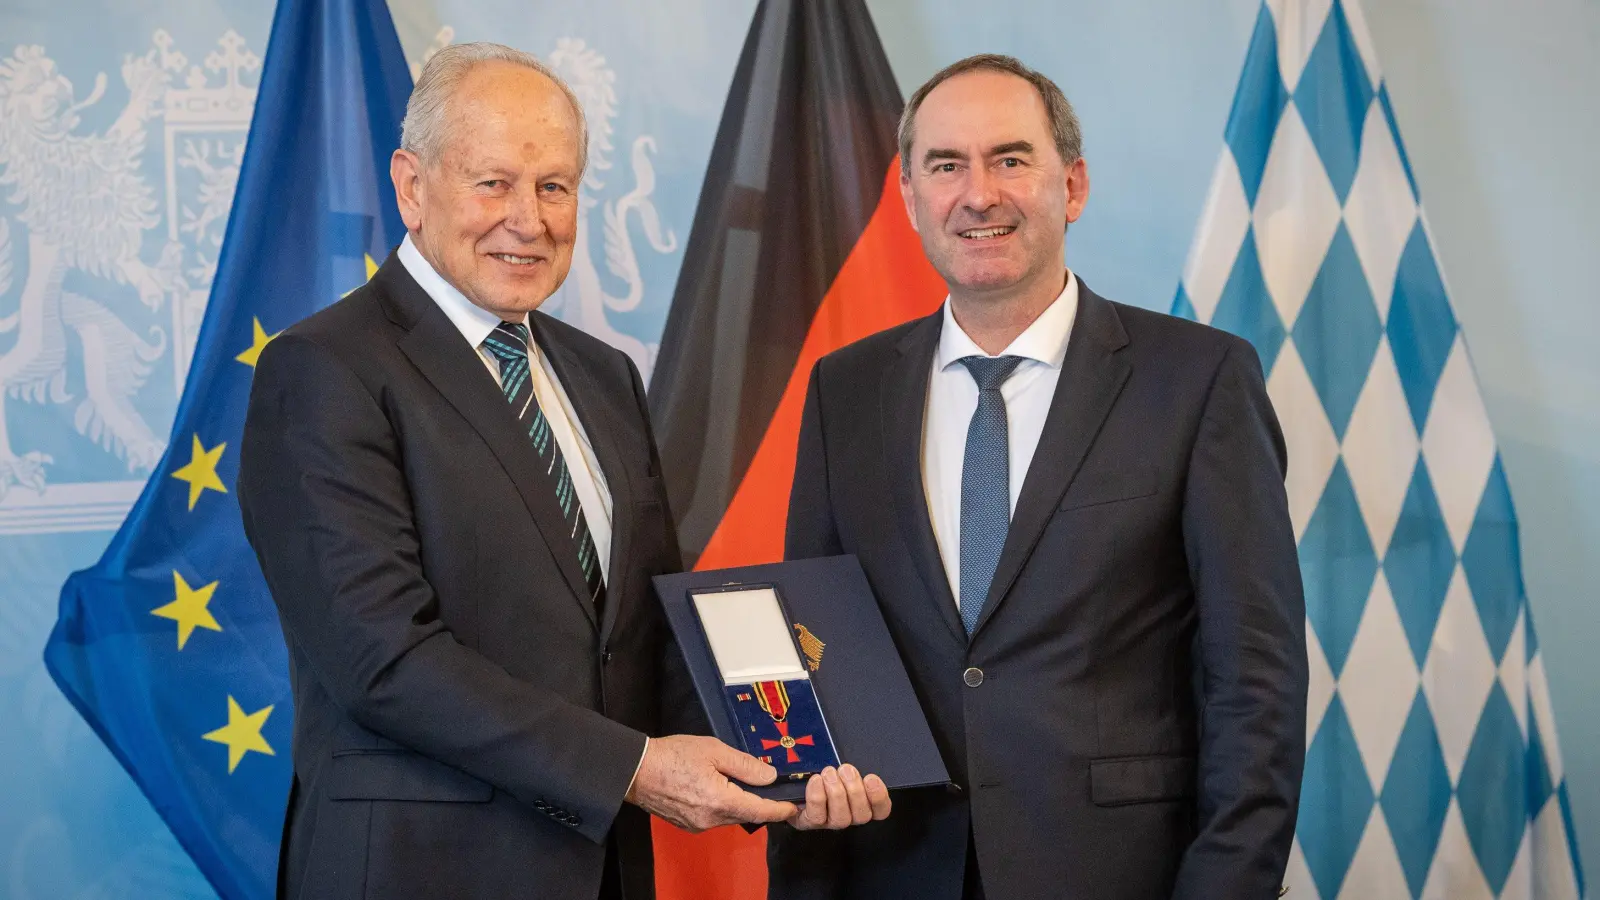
[434,68,580,162]
[916,70,1049,139]
[455,63,565,116]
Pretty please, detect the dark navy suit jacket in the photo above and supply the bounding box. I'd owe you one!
[770,284,1307,900]
[239,256,692,900]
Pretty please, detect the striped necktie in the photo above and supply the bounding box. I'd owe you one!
[481,321,606,607]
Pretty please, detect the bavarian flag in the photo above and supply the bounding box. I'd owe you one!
[43,0,411,896]
[646,0,944,896]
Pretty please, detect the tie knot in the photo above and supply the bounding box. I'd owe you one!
[959,355,1025,392]
[483,321,531,364]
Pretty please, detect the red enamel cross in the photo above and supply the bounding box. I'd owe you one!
[760,720,816,763]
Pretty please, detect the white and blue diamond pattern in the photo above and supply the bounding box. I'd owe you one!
[1172,1,1586,897]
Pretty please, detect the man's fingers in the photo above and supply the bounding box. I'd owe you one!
[803,772,832,829]
[838,764,873,825]
[786,769,891,831]
[787,773,830,830]
[863,773,892,820]
[821,767,851,829]
[715,744,778,786]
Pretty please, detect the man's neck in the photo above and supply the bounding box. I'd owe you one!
[948,269,1068,356]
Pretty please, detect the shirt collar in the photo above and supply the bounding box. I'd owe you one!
[935,268,1080,371]
[397,233,530,350]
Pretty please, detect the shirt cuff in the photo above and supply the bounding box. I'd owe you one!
[625,736,649,799]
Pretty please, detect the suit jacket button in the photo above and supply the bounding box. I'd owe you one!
[963,667,984,687]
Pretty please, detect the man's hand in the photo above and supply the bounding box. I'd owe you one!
[625,735,798,832]
[786,764,892,831]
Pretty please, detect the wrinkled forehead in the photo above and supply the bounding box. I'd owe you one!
[913,70,1053,155]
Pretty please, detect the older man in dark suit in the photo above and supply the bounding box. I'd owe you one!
[238,42,806,900]
[769,53,1308,900]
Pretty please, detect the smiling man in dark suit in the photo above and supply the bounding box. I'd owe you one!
[237,42,807,900]
[768,54,1309,900]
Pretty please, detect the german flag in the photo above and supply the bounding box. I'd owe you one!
[646,0,944,895]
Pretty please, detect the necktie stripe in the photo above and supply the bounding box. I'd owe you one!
[502,363,530,401]
[482,336,522,358]
[532,413,551,455]
[484,321,606,609]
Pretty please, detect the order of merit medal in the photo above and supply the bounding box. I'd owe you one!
[655,556,953,801]
[690,585,841,779]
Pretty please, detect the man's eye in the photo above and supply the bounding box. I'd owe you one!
[934,163,957,174]
[541,182,567,193]
[1000,158,1021,168]
[479,179,504,189]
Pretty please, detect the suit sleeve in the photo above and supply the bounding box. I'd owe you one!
[624,354,709,737]
[237,333,646,845]
[1173,338,1308,900]
[769,359,847,900]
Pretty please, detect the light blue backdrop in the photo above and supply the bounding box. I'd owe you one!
[0,0,1594,895]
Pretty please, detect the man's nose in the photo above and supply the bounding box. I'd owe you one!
[961,165,1001,214]
[503,187,548,241]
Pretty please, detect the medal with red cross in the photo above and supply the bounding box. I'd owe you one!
[752,681,818,764]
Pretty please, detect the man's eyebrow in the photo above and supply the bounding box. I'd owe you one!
[921,147,966,165]
[461,163,517,178]
[990,140,1035,156]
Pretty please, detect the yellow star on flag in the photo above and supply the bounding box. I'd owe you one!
[151,571,222,650]
[235,317,280,368]
[203,696,276,773]
[170,435,228,511]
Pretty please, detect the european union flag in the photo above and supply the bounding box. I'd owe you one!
[43,0,411,896]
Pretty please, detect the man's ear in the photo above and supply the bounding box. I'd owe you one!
[899,169,920,234]
[1063,157,1090,225]
[391,149,425,232]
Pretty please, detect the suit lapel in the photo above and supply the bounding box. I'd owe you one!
[972,285,1131,636]
[882,313,969,647]
[379,259,597,628]
[529,313,635,644]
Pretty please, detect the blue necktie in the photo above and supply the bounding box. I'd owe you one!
[481,321,606,607]
[958,355,1025,635]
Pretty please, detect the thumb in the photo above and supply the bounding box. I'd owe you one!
[715,745,778,786]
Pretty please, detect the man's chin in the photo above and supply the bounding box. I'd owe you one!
[492,281,558,311]
[458,283,556,320]
[948,268,1027,296]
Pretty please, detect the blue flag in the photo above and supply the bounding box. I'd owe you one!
[1174,1,1585,897]
[43,0,411,896]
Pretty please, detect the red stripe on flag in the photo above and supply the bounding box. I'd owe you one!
[696,160,946,571]
[652,159,944,900]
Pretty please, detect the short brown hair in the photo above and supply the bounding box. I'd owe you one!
[898,54,1083,175]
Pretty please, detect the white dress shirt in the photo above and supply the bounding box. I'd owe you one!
[397,235,613,581]
[922,270,1080,606]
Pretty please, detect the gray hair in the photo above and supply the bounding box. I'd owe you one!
[898,53,1082,175]
[401,42,588,171]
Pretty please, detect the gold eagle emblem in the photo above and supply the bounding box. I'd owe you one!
[794,624,825,671]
